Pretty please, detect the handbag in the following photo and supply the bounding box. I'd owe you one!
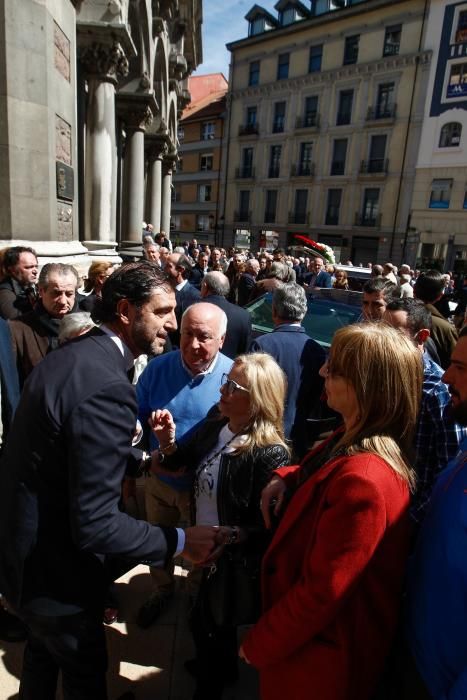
[203,546,261,628]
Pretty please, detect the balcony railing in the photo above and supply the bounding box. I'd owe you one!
[290,163,315,177]
[238,124,259,136]
[325,210,339,226]
[354,212,382,227]
[272,120,285,133]
[360,158,389,174]
[366,104,397,121]
[295,114,320,129]
[264,212,277,224]
[288,211,309,224]
[235,167,255,179]
[268,166,280,178]
[234,210,251,222]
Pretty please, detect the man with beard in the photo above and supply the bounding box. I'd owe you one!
[0,261,217,700]
[405,326,467,700]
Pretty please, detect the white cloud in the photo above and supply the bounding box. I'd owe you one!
[194,0,277,78]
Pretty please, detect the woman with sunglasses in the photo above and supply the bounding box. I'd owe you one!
[239,323,423,700]
[149,352,289,700]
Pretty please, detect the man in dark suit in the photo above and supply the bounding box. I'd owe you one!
[250,283,325,458]
[164,253,200,346]
[0,246,38,320]
[200,272,252,359]
[237,258,260,306]
[0,261,217,699]
[303,256,332,289]
[189,251,210,289]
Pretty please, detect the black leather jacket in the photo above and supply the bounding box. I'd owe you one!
[162,407,289,546]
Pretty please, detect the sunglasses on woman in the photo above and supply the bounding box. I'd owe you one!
[221,373,250,395]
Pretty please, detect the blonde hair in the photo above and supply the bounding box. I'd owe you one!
[328,323,423,489]
[84,261,114,293]
[231,353,289,457]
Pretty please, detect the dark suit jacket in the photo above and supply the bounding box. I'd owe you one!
[189,265,208,289]
[251,324,325,457]
[171,281,201,346]
[9,311,50,386]
[0,319,20,444]
[203,294,252,359]
[0,278,35,320]
[303,270,332,288]
[0,328,177,612]
[237,273,257,307]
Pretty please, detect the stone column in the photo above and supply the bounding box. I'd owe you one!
[161,155,176,236]
[146,140,168,234]
[78,41,129,248]
[121,105,154,244]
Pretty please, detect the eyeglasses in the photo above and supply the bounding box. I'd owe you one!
[221,373,250,395]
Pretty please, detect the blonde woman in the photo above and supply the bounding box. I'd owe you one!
[80,261,114,312]
[150,353,289,700]
[333,268,349,290]
[241,323,423,700]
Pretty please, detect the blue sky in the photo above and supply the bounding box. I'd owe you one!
[194,0,278,78]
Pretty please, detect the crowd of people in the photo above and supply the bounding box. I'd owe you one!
[0,240,466,700]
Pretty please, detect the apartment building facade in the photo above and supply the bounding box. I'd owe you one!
[223,0,431,265]
[409,0,467,272]
[171,74,228,245]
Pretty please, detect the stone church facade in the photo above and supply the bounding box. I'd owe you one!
[0,0,202,269]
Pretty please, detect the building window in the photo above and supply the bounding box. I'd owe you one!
[171,185,181,203]
[367,134,387,172]
[304,95,318,127]
[196,214,210,231]
[299,142,313,175]
[343,35,359,65]
[176,158,183,172]
[429,179,452,209]
[241,147,254,177]
[277,53,290,80]
[200,153,213,170]
[246,106,257,126]
[456,10,467,43]
[201,122,215,140]
[198,184,212,202]
[177,126,184,142]
[238,191,250,220]
[463,190,467,209]
[250,17,265,36]
[273,101,286,133]
[447,62,467,99]
[336,90,353,126]
[325,189,341,225]
[280,7,296,25]
[249,60,260,86]
[330,139,348,176]
[362,188,380,225]
[269,145,281,178]
[376,83,395,118]
[439,122,462,147]
[264,190,278,223]
[293,189,308,224]
[383,24,401,56]
[309,45,323,73]
[170,214,181,231]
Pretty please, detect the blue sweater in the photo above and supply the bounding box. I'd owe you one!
[136,350,232,489]
[406,436,467,700]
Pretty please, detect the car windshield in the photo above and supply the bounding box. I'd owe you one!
[246,292,362,349]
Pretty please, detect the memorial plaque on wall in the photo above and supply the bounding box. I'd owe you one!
[56,161,74,201]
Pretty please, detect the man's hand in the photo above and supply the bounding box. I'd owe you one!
[260,475,286,529]
[182,526,218,564]
[148,409,175,448]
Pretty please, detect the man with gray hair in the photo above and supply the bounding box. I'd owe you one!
[136,302,232,627]
[237,258,260,306]
[9,263,80,385]
[200,271,252,358]
[250,282,325,458]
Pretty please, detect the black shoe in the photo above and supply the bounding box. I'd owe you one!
[136,592,173,628]
[0,607,27,643]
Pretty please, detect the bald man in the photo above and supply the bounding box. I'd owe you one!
[136,303,233,627]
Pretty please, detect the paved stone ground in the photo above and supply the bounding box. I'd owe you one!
[0,565,259,700]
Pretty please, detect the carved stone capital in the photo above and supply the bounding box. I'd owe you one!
[163,150,178,173]
[123,105,154,132]
[146,139,168,162]
[169,51,188,81]
[79,41,129,83]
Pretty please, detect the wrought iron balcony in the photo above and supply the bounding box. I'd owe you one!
[268,166,280,178]
[238,124,259,137]
[295,114,320,129]
[354,212,382,227]
[234,210,251,222]
[366,104,397,121]
[290,163,315,177]
[235,167,255,179]
[360,158,389,174]
[288,211,309,224]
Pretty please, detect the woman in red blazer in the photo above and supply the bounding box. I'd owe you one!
[240,322,423,700]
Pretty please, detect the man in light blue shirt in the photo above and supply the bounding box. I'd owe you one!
[136,302,232,627]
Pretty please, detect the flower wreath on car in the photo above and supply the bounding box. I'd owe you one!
[294,234,336,265]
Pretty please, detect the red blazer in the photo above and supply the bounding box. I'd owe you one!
[242,451,411,700]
